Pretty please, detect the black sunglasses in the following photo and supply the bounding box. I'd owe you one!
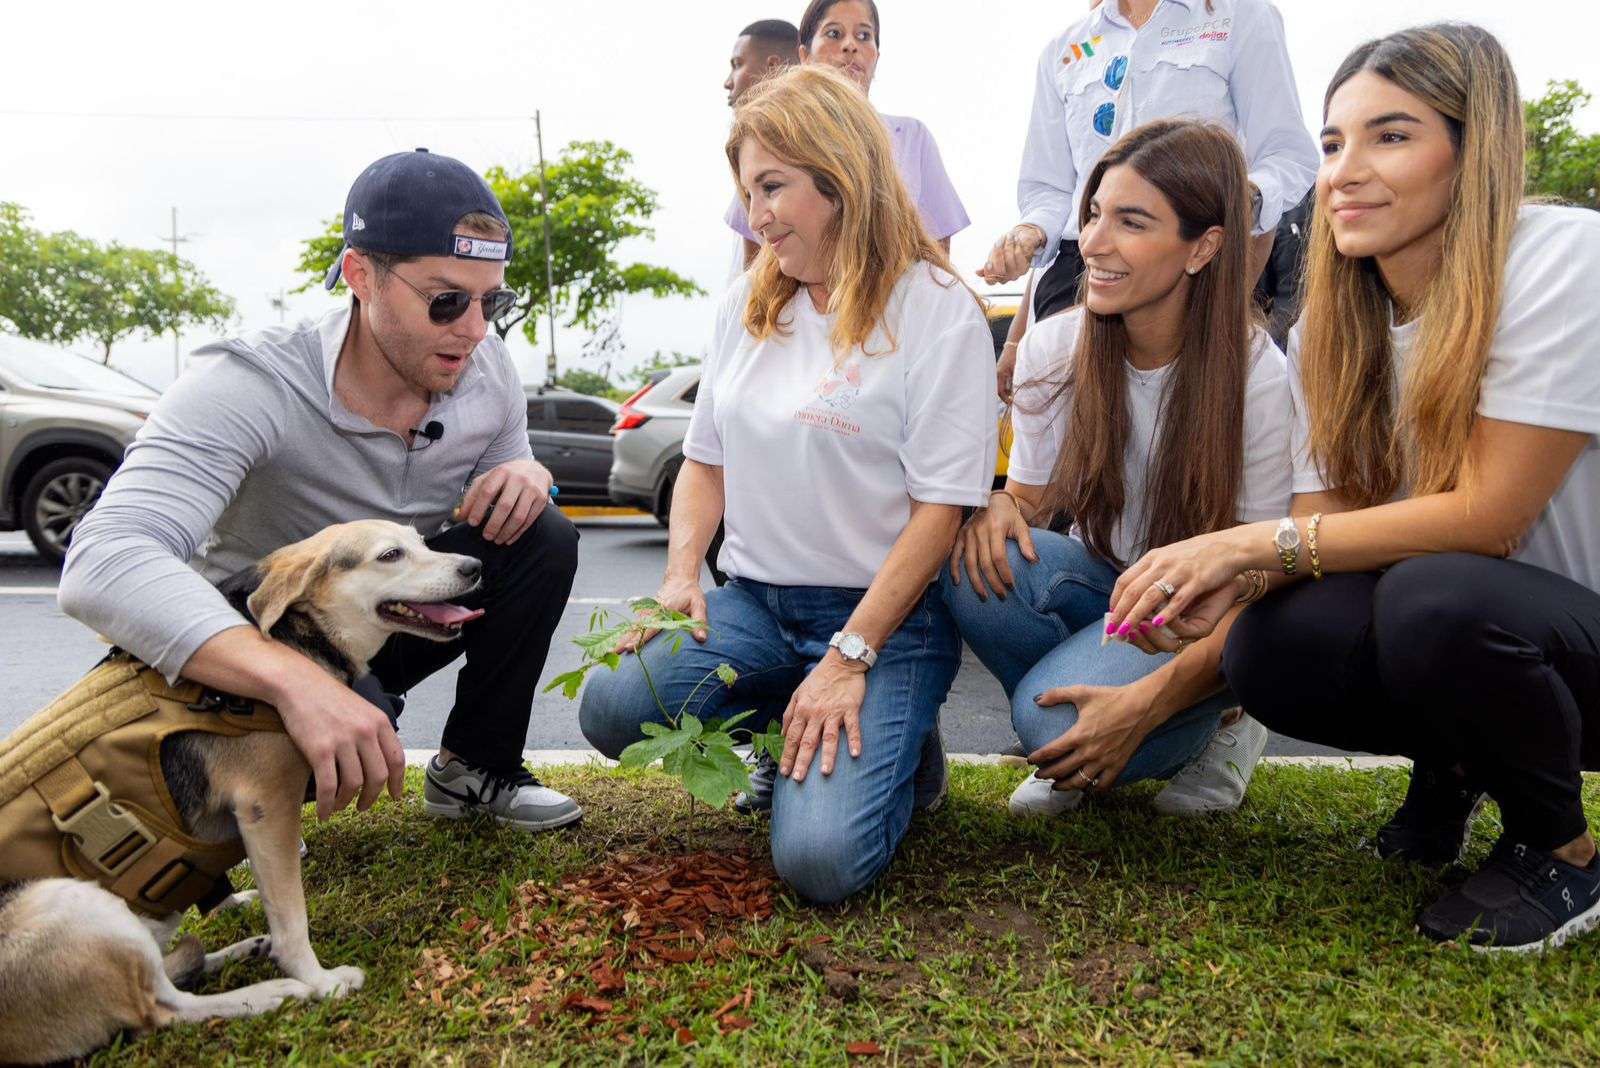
[385,269,518,325]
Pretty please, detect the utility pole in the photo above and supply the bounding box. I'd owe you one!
[159,206,197,380]
[534,110,559,387]
[268,289,288,322]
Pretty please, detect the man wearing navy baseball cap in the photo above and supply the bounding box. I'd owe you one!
[60,148,584,832]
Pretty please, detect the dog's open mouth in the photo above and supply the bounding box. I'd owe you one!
[378,600,485,637]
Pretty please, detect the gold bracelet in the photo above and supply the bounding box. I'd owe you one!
[989,489,1033,524]
[1234,568,1268,605]
[1307,512,1324,581]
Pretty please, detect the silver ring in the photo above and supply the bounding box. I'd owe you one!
[1154,580,1177,598]
[1075,769,1098,788]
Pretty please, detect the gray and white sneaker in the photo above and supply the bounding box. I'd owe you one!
[1007,775,1085,817]
[733,750,779,815]
[1152,711,1268,816]
[423,756,582,832]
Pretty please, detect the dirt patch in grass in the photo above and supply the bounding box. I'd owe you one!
[799,897,1063,1004]
[1070,940,1160,1005]
[560,773,768,857]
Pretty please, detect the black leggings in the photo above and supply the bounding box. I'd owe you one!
[1223,554,1600,850]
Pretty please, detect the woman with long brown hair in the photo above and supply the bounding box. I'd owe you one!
[942,119,1292,818]
[580,65,996,904]
[1105,24,1600,953]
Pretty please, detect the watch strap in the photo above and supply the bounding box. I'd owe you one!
[828,631,878,669]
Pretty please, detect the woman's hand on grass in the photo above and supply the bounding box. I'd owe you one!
[780,654,867,781]
[949,492,1037,602]
[1026,681,1157,793]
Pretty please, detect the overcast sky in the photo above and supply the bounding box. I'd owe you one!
[3,1,1597,388]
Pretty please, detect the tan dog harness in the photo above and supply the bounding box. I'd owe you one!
[0,652,286,917]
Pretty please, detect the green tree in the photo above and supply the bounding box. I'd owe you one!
[554,368,616,396]
[627,349,701,389]
[0,202,235,362]
[1526,80,1600,209]
[294,140,704,348]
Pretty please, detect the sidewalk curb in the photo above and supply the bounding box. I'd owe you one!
[403,749,1410,770]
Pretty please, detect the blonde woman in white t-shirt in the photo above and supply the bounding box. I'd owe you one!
[1106,25,1600,954]
[580,66,996,905]
[941,119,1292,820]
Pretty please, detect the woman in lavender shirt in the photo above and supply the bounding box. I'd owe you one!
[726,0,969,267]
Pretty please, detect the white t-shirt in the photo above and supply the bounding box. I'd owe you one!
[686,264,998,588]
[1289,204,1600,593]
[1010,305,1294,566]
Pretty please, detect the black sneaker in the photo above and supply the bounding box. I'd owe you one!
[1418,837,1600,953]
[912,723,948,813]
[1375,764,1486,867]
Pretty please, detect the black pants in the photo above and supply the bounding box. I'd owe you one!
[1032,239,1086,321]
[1223,554,1600,850]
[364,508,579,773]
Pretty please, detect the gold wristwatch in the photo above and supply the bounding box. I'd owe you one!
[1274,517,1301,575]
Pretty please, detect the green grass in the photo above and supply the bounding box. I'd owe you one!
[92,764,1600,1067]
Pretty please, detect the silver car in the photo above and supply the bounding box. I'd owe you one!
[606,366,700,526]
[0,336,154,562]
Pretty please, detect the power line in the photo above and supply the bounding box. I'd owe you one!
[0,108,534,124]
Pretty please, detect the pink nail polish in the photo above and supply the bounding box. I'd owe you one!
[1152,616,1166,628]
[1139,621,1151,635]
[1117,622,1131,637]
[1105,620,1117,635]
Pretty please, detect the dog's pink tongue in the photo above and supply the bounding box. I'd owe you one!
[408,602,484,625]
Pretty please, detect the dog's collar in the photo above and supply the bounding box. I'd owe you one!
[269,611,360,685]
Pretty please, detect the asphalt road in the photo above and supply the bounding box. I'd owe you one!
[0,522,1346,759]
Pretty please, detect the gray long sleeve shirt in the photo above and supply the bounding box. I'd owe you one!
[57,306,533,682]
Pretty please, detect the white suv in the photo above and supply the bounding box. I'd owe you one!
[605,367,700,526]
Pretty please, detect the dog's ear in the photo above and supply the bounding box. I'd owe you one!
[247,551,329,635]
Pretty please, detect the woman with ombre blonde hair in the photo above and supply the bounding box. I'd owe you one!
[580,65,997,904]
[1103,23,1600,953]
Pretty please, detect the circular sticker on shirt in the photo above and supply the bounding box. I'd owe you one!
[1103,55,1128,92]
[1093,101,1117,138]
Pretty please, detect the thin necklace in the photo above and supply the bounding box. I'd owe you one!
[1127,361,1166,387]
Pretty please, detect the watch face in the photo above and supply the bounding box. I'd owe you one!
[1274,521,1299,550]
[840,634,867,658]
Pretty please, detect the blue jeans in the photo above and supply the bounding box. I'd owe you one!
[579,578,961,904]
[939,530,1231,785]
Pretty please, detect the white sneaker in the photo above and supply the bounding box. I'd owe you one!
[1007,774,1085,817]
[1152,711,1268,816]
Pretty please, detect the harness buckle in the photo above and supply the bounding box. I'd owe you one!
[51,781,157,878]
[187,690,257,715]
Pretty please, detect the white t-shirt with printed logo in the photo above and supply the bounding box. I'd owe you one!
[1289,204,1600,593]
[1009,306,1293,567]
[685,264,998,588]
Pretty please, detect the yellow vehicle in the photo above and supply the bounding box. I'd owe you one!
[985,294,1022,483]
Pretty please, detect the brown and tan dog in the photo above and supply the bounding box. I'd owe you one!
[0,520,484,1063]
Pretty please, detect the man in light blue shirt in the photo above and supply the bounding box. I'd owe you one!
[979,0,1317,320]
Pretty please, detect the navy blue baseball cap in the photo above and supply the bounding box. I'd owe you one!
[324,147,513,290]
